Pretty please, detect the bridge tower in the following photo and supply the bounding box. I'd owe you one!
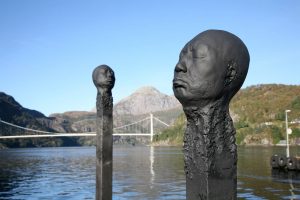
[150,113,153,142]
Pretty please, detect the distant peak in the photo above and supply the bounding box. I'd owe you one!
[114,85,180,116]
[135,86,160,94]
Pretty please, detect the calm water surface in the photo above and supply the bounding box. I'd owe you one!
[0,146,300,199]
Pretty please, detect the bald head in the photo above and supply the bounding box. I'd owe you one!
[173,30,250,107]
[93,65,115,93]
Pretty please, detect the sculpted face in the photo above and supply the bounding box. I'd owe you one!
[173,30,250,107]
[93,65,115,92]
[173,38,225,104]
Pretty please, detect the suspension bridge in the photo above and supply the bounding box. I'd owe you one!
[0,114,169,142]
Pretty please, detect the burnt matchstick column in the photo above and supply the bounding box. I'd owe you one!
[92,65,115,200]
[173,30,250,199]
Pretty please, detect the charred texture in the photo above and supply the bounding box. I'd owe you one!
[173,29,249,200]
[93,65,115,200]
[183,99,237,199]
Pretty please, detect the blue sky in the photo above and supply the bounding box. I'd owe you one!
[1,0,299,116]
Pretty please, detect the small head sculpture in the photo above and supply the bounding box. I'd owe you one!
[173,30,250,107]
[92,65,115,93]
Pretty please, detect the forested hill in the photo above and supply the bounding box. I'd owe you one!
[154,84,300,146]
[231,84,300,124]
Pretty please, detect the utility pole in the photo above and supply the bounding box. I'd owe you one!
[285,110,291,158]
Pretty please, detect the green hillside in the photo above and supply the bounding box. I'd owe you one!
[154,84,300,146]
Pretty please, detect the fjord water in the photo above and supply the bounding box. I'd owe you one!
[0,146,299,200]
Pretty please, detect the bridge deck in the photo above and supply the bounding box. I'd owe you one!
[0,115,168,140]
[0,133,152,139]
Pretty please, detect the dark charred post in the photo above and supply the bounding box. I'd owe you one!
[172,30,250,200]
[92,65,115,200]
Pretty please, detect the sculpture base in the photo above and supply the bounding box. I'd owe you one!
[187,172,236,200]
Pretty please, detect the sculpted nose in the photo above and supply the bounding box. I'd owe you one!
[107,71,113,78]
[175,62,187,73]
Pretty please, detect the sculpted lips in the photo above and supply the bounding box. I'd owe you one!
[103,79,114,86]
[173,78,188,89]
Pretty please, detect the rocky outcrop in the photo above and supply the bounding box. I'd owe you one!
[50,111,96,133]
[0,92,79,147]
[0,92,56,131]
[242,134,273,146]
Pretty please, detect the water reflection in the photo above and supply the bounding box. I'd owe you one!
[150,146,155,186]
[271,169,300,200]
[113,146,185,199]
[1,146,300,199]
[0,148,96,199]
[237,146,300,200]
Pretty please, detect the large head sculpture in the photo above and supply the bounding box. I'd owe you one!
[92,65,115,93]
[173,30,250,107]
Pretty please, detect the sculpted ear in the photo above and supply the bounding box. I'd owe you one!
[224,60,237,86]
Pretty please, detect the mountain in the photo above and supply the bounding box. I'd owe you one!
[230,84,300,124]
[0,86,182,148]
[50,111,96,133]
[154,84,300,146]
[231,84,300,145]
[0,92,79,148]
[113,86,180,116]
[0,92,55,131]
[4,84,299,147]
[63,86,182,133]
[51,86,182,145]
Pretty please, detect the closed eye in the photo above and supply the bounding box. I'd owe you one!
[193,54,206,59]
[192,50,207,59]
